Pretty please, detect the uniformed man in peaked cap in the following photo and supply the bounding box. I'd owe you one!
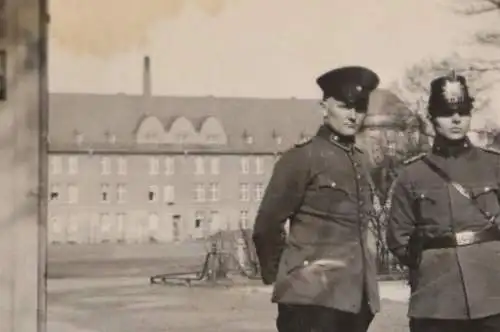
[387,70,500,332]
[252,66,382,332]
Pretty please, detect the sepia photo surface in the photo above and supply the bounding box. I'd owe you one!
[2,0,500,331]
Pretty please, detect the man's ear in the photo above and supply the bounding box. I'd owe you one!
[318,99,328,117]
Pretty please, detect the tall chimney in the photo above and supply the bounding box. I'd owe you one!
[143,55,151,97]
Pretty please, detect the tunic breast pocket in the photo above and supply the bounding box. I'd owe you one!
[470,184,500,216]
[414,190,440,224]
[311,175,352,212]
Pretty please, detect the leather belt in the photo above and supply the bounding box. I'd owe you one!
[422,225,500,250]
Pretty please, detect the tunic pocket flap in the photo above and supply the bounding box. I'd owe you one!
[316,175,350,194]
[471,184,498,198]
[414,190,437,203]
[283,247,313,274]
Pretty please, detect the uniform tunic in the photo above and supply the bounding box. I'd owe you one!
[252,124,380,314]
[387,139,500,320]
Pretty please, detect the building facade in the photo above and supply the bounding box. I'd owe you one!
[48,149,280,244]
[47,59,420,245]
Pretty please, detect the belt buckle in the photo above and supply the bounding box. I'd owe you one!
[455,230,476,246]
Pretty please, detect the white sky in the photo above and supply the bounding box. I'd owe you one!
[48,0,499,100]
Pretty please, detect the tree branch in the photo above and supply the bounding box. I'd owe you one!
[474,31,500,46]
[485,0,500,8]
[454,0,500,15]
[391,54,500,139]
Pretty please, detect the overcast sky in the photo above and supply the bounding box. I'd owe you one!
[48,0,499,100]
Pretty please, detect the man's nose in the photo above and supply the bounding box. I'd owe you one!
[451,113,461,122]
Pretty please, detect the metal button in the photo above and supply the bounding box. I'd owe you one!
[303,260,309,266]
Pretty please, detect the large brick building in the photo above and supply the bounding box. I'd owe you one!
[47,58,420,245]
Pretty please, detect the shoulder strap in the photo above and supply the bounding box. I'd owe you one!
[480,146,500,155]
[295,136,312,147]
[403,152,426,165]
[421,157,496,224]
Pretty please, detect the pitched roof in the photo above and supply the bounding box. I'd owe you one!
[48,89,411,154]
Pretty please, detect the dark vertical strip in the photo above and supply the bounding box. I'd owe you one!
[37,0,48,330]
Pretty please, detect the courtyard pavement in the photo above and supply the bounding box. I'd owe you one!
[46,244,411,331]
[47,278,411,332]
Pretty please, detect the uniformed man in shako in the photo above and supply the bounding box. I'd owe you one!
[387,70,500,332]
[252,66,382,332]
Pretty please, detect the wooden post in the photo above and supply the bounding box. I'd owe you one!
[0,0,48,331]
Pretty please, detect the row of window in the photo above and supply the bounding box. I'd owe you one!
[50,155,267,176]
[49,182,266,204]
[49,209,253,241]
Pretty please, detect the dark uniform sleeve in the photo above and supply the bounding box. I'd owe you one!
[479,147,500,206]
[495,154,500,205]
[252,147,310,285]
[386,172,417,267]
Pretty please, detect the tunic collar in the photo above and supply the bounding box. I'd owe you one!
[315,124,361,153]
[432,135,473,158]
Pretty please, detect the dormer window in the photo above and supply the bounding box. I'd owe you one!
[74,130,84,145]
[207,134,218,144]
[176,133,188,144]
[243,130,253,144]
[272,130,282,145]
[104,130,116,144]
[145,132,159,141]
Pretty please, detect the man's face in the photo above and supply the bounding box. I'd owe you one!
[322,97,367,136]
[432,110,471,140]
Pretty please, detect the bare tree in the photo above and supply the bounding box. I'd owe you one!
[391,53,500,138]
[448,0,500,144]
[457,0,500,14]
[361,96,429,275]
[451,0,500,47]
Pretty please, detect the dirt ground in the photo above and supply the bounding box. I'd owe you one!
[47,279,410,332]
[47,244,410,332]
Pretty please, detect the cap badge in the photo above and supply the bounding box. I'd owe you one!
[442,79,464,105]
[356,85,362,92]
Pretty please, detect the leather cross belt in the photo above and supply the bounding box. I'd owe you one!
[422,225,500,250]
